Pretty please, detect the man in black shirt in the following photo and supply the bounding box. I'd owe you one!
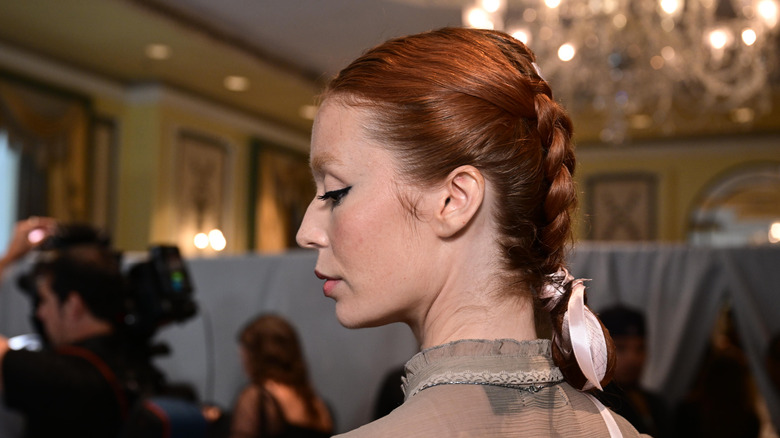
[0,219,164,438]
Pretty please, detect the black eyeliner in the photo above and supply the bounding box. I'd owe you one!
[317,186,352,205]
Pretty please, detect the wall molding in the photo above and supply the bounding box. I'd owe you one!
[578,133,780,161]
[0,40,310,151]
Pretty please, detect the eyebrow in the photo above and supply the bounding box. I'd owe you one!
[310,151,341,176]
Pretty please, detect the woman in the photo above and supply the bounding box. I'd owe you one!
[230,314,333,438]
[296,27,646,437]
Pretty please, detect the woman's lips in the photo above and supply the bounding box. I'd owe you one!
[315,270,341,297]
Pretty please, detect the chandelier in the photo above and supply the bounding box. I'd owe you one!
[460,0,780,142]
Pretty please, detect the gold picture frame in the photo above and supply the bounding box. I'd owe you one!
[175,130,230,254]
[248,140,314,252]
[586,173,657,241]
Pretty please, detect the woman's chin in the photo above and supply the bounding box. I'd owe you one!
[334,306,361,329]
[336,314,371,329]
[335,306,386,330]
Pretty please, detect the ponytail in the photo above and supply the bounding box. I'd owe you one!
[540,270,616,390]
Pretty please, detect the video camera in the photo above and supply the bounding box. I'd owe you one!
[124,245,198,340]
[17,223,198,344]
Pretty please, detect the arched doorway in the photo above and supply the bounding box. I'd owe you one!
[688,162,780,246]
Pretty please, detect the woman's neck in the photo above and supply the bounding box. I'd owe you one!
[414,284,538,350]
[413,191,538,349]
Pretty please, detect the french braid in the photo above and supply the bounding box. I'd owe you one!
[529,53,617,391]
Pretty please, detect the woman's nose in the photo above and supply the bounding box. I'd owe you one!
[296,202,328,249]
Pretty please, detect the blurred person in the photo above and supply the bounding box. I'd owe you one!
[673,346,760,438]
[598,305,670,436]
[0,219,166,438]
[296,27,645,437]
[230,314,332,438]
[371,365,405,421]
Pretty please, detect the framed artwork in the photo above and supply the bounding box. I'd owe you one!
[175,130,230,254]
[1,74,92,222]
[585,173,657,241]
[89,116,118,234]
[248,140,314,252]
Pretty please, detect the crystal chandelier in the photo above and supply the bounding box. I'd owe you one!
[461,0,780,142]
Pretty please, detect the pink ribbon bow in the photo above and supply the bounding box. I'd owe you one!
[540,268,608,391]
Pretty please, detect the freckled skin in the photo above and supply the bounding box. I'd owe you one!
[297,101,442,330]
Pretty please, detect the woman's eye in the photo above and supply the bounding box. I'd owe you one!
[317,186,352,207]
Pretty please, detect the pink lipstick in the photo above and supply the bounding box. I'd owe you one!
[315,270,340,297]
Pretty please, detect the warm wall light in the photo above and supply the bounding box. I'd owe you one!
[769,222,780,243]
[145,43,171,60]
[224,75,249,92]
[193,230,227,251]
[193,232,209,249]
[208,229,227,251]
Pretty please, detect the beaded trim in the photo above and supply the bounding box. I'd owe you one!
[415,380,561,396]
[406,368,564,398]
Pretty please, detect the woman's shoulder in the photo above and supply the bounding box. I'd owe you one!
[262,381,333,434]
[339,382,649,437]
[234,384,282,416]
[263,381,296,405]
[335,385,487,437]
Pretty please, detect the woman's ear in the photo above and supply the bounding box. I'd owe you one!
[432,165,485,238]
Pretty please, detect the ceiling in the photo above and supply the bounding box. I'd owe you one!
[0,0,778,142]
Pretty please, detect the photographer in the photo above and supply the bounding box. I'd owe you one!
[0,219,166,438]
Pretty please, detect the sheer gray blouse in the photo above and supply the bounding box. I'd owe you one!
[337,339,649,437]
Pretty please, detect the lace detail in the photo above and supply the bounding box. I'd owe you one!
[406,368,564,397]
[401,339,566,398]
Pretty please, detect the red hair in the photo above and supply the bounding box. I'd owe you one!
[325,27,575,290]
[239,314,318,417]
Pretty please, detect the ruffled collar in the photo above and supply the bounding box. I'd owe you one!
[402,339,564,398]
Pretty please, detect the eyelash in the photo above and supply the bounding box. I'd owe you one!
[317,186,352,207]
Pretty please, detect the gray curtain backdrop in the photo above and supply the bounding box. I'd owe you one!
[1,244,779,433]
